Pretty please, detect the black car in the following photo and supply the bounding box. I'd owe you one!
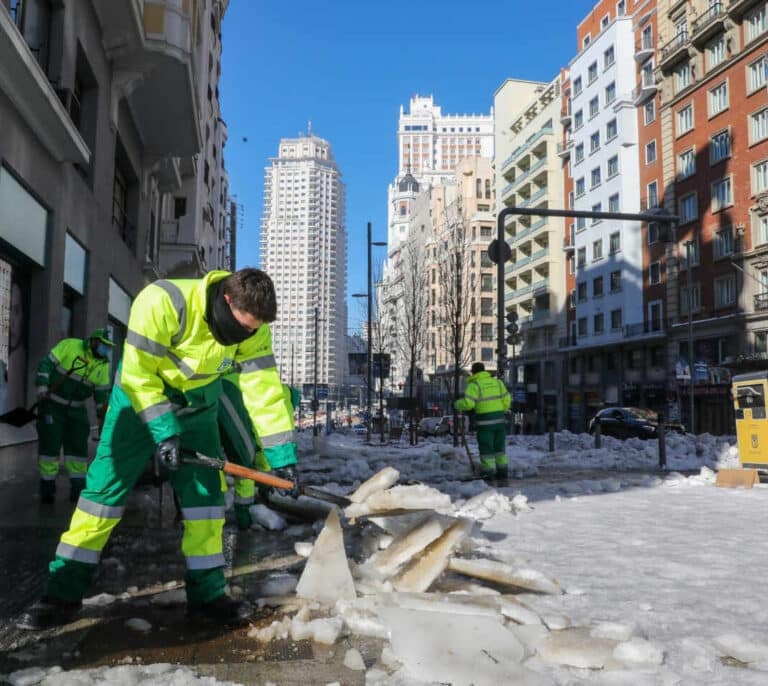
[587,407,685,440]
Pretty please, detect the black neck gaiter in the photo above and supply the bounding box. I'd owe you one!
[206,281,254,346]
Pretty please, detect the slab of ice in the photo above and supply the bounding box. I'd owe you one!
[448,557,562,595]
[296,509,356,605]
[499,596,544,626]
[393,519,473,593]
[294,541,313,557]
[150,589,186,606]
[248,616,291,641]
[82,592,116,607]
[343,647,366,670]
[349,466,400,503]
[357,515,450,580]
[456,489,513,520]
[379,606,552,686]
[537,627,622,670]
[345,484,451,519]
[249,503,287,530]
[591,621,637,642]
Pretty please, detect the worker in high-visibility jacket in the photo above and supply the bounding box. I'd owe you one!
[454,362,511,480]
[18,269,298,632]
[218,379,301,529]
[35,329,113,504]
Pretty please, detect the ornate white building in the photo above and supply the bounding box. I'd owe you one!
[260,134,347,389]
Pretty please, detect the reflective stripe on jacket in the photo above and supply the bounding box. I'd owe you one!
[455,371,511,417]
[122,270,296,467]
[36,338,111,407]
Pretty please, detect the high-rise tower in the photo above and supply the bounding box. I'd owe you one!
[261,134,347,390]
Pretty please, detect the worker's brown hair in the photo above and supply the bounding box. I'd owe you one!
[224,269,277,323]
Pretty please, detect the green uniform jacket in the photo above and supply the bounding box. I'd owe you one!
[455,370,511,423]
[36,338,111,410]
[123,270,297,468]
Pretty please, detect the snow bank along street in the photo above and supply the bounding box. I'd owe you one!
[3,428,768,685]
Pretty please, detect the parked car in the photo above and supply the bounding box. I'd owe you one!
[587,407,685,440]
[418,417,445,437]
[438,414,469,435]
[352,423,367,436]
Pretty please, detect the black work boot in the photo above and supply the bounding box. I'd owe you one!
[39,480,56,505]
[496,465,509,482]
[187,595,253,626]
[16,596,83,631]
[69,479,85,504]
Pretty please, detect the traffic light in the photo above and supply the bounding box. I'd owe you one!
[505,310,519,344]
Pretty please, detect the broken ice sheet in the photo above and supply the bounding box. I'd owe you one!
[379,605,552,686]
[393,519,473,593]
[295,509,356,606]
[357,515,451,581]
[448,557,562,595]
[349,466,400,503]
[536,626,623,670]
[344,484,451,519]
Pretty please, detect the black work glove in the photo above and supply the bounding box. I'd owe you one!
[154,436,181,478]
[273,465,300,499]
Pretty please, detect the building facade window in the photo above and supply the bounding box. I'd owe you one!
[709,82,728,116]
[646,140,657,164]
[576,177,586,196]
[647,180,659,208]
[714,226,734,259]
[610,309,623,330]
[711,177,733,212]
[675,62,691,92]
[607,155,619,177]
[752,108,768,143]
[590,131,601,153]
[610,270,622,292]
[680,283,701,314]
[753,159,768,194]
[679,193,698,223]
[593,276,604,297]
[705,36,726,71]
[649,261,661,285]
[644,100,656,125]
[714,274,737,307]
[589,96,600,118]
[607,118,618,140]
[677,104,694,136]
[578,247,586,267]
[575,143,585,164]
[593,239,603,260]
[609,231,621,254]
[588,62,599,84]
[748,55,768,92]
[605,82,616,105]
[678,149,696,179]
[604,45,615,69]
[608,193,620,212]
[578,317,588,336]
[710,130,731,163]
[574,110,584,129]
[578,281,588,301]
[745,4,767,43]
[594,313,605,334]
[573,76,583,96]
[591,167,602,188]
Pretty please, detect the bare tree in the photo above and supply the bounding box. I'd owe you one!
[371,269,396,443]
[435,196,474,446]
[395,240,428,444]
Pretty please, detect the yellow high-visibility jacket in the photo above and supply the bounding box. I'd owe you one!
[455,370,511,424]
[122,270,296,468]
[36,338,111,409]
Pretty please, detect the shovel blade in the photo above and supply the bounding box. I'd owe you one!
[0,407,37,427]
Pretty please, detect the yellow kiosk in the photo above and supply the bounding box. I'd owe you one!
[721,371,768,487]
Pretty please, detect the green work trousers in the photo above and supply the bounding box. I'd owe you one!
[37,400,90,484]
[218,381,271,528]
[476,421,508,476]
[44,379,228,607]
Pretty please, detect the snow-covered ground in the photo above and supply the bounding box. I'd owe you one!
[8,428,768,686]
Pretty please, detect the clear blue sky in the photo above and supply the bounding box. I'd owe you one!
[220,1,596,332]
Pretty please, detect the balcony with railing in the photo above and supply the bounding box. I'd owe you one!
[560,102,572,125]
[511,157,547,191]
[658,30,690,72]
[507,124,554,166]
[623,319,666,339]
[556,138,573,158]
[728,0,764,19]
[691,1,727,47]
[634,33,654,62]
[754,291,768,310]
[632,70,658,105]
[518,186,548,209]
[521,309,555,330]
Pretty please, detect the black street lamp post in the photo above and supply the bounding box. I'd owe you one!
[352,221,386,444]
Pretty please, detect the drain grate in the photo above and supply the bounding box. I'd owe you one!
[262,638,313,662]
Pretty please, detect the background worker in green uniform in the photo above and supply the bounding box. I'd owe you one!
[455,362,511,480]
[18,268,298,631]
[35,329,113,504]
[218,379,301,529]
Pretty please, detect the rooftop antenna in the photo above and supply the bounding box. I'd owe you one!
[307,119,312,136]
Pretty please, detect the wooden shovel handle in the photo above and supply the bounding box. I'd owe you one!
[219,461,294,489]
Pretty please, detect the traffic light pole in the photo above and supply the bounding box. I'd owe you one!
[493,206,678,384]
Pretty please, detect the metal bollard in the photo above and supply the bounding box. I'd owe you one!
[549,421,555,453]
[657,412,666,470]
[594,417,601,449]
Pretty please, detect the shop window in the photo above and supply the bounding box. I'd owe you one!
[0,260,29,413]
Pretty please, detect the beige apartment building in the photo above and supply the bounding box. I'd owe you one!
[494,77,568,430]
[0,0,230,444]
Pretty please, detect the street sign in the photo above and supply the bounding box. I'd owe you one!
[317,384,329,400]
[487,238,512,264]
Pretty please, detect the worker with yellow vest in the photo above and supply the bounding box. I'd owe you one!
[18,269,297,631]
[455,362,511,480]
[35,329,113,504]
[218,377,301,529]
